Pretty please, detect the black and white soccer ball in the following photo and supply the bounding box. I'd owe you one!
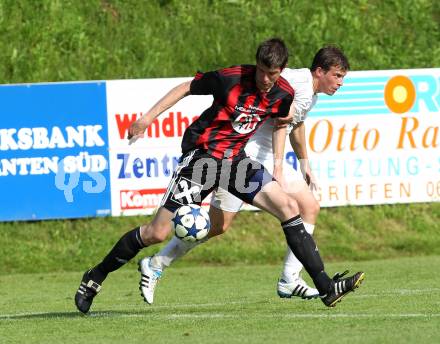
[172,204,211,242]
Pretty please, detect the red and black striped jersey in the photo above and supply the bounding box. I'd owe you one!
[181,64,294,160]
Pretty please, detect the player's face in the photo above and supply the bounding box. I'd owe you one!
[317,65,347,95]
[255,63,283,93]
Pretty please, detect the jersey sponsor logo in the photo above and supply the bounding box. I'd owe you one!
[170,176,202,205]
[232,112,262,134]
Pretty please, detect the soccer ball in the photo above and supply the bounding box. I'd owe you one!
[172,204,211,242]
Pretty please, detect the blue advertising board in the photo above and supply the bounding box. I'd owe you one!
[0,82,111,221]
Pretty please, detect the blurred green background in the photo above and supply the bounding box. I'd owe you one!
[1,0,439,83]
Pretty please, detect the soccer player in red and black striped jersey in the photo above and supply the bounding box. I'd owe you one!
[74,38,364,314]
[180,63,294,160]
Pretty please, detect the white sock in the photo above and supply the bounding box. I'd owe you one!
[150,236,208,271]
[280,222,315,283]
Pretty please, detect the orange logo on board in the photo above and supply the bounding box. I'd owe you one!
[384,76,416,114]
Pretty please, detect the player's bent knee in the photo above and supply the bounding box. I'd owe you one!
[299,198,320,222]
[308,199,320,218]
[140,223,170,244]
[313,200,320,216]
[277,197,300,220]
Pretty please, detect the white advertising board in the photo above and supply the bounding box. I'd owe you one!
[307,69,439,206]
[106,69,440,216]
[106,78,213,216]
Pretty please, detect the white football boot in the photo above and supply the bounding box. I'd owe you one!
[138,256,162,304]
[277,276,320,300]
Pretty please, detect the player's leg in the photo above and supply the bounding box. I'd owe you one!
[148,204,238,269]
[278,180,320,298]
[208,204,238,236]
[74,207,173,314]
[149,187,241,270]
[252,181,364,306]
[75,149,208,312]
[142,189,241,304]
[250,180,331,292]
[208,188,243,235]
[245,153,320,298]
[88,149,207,284]
[229,160,330,295]
[257,154,322,299]
[236,162,364,306]
[138,150,225,304]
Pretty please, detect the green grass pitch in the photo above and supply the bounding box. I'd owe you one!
[1,256,439,344]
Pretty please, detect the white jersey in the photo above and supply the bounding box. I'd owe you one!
[245,68,317,158]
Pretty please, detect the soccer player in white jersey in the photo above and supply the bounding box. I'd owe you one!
[138,46,350,304]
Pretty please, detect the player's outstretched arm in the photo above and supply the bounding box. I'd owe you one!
[128,80,192,139]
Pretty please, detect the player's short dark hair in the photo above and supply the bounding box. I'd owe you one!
[310,45,350,72]
[256,38,289,69]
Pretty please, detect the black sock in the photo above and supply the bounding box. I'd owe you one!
[281,216,332,295]
[89,227,145,284]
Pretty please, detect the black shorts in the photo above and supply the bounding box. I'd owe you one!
[160,149,274,213]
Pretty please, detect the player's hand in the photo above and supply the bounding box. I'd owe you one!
[277,112,293,125]
[305,169,318,192]
[273,166,287,189]
[127,119,147,141]
[300,159,318,192]
[301,163,318,191]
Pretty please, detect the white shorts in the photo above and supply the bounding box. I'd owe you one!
[210,153,305,212]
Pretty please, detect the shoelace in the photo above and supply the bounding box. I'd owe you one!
[142,269,161,292]
[332,270,349,281]
[79,280,100,299]
[150,271,161,289]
